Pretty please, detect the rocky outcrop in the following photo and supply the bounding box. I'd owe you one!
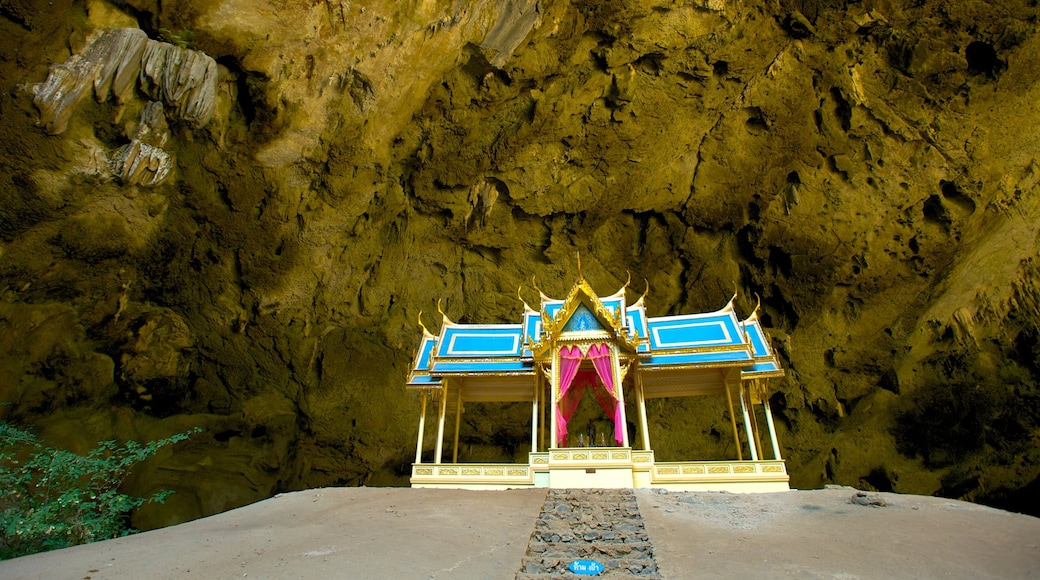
[109,101,174,186]
[137,39,217,127]
[30,27,209,187]
[0,0,1038,529]
[31,28,216,134]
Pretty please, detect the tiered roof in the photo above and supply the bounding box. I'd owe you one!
[406,275,783,397]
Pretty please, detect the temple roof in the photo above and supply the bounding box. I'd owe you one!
[406,274,784,392]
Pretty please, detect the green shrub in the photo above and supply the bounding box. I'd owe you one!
[0,423,200,560]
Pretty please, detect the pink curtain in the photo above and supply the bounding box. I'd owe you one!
[559,371,597,439]
[556,346,584,446]
[555,344,626,447]
[588,343,624,445]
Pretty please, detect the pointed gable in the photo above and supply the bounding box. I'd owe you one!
[530,275,641,356]
[562,302,605,333]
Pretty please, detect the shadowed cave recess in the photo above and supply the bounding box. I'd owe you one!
[0,0,1038,529]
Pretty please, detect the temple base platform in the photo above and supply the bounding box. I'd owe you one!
[411,449,790,492]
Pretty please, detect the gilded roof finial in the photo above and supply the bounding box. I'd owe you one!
[531,274,550,302]
[417,310,432,337]
[636,279,650,305]
[745,293,762,322]
[576,251,583,280]
[517,286,534,313]
[723,281,738,313]
[437,298,453,325]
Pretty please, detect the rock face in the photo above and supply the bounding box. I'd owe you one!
[32,27,215,134]
[0,0,1038,528]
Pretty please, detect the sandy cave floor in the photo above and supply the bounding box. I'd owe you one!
[1,486,1038,579]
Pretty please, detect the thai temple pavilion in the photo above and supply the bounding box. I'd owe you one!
[405,268,789,492]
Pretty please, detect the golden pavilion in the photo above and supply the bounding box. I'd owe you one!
[405,269,789,492]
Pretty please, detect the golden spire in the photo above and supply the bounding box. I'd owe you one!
[517,286,534,313]
[436,298,454,325]
[723,282,738,313]
[417,310,433,337]
[745,293,762,322]
[633,278,650,306]
[532,274,551,302]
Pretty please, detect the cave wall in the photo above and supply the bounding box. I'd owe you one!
[1,0,1038,528]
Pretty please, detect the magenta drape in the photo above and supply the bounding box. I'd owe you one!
[588,343,624,445]
[556,346,583,445]
[555,343,625,447]
[559,372,596,428]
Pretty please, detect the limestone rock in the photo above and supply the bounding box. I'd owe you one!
[31,27,216,134]
[480,0,543,67]
[91,27,150,104]
[109,102,173,186]
[138,39,217,127]
[850,491,887,507]
[3,0,1040,528]
[109,140,173,187]
[31,59,98,135]
[132,100,171,147]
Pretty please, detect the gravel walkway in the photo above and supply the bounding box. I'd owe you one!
[517,489,661,579]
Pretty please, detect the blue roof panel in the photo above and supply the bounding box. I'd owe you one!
[543,302,564,320]
[439,325,523,358]
[522,312,541,357]
[743,321,770,357]
[626,307,647,338]
[625,306,650,352]
[641,349,753,367]
[746,361,780,373]
[407,373,443,386]
[647,314,743,350]
[601,298,623,315]
[524,312,541,342]
[430,360,534,373]
[415,336,437,371]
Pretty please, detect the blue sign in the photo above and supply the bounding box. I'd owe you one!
[568,559,604,576]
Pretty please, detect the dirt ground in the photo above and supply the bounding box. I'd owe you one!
[1,486,1038,579]
[637,486,1040,578]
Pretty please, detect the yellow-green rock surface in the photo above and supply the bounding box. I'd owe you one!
[0,0,1038,528]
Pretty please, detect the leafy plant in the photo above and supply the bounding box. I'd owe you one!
[158,27,196,50]
[157,15,197,51]
[0,423,200,560]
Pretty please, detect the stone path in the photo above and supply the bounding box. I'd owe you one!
[516,489,662,579]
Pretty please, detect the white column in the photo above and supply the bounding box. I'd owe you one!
[414,390,428,464]
[539,370,546,452]
[434,381,448,464]
[763,395,783,461]
[738,383,759,460]
[724,384,743,460]
[550,351,558,448]
[530,374,539,452]
[614,348,629,448]
[637,374,651,451]
[452,390,463,463]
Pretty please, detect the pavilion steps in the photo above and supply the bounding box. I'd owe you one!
[515,488,662,579]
